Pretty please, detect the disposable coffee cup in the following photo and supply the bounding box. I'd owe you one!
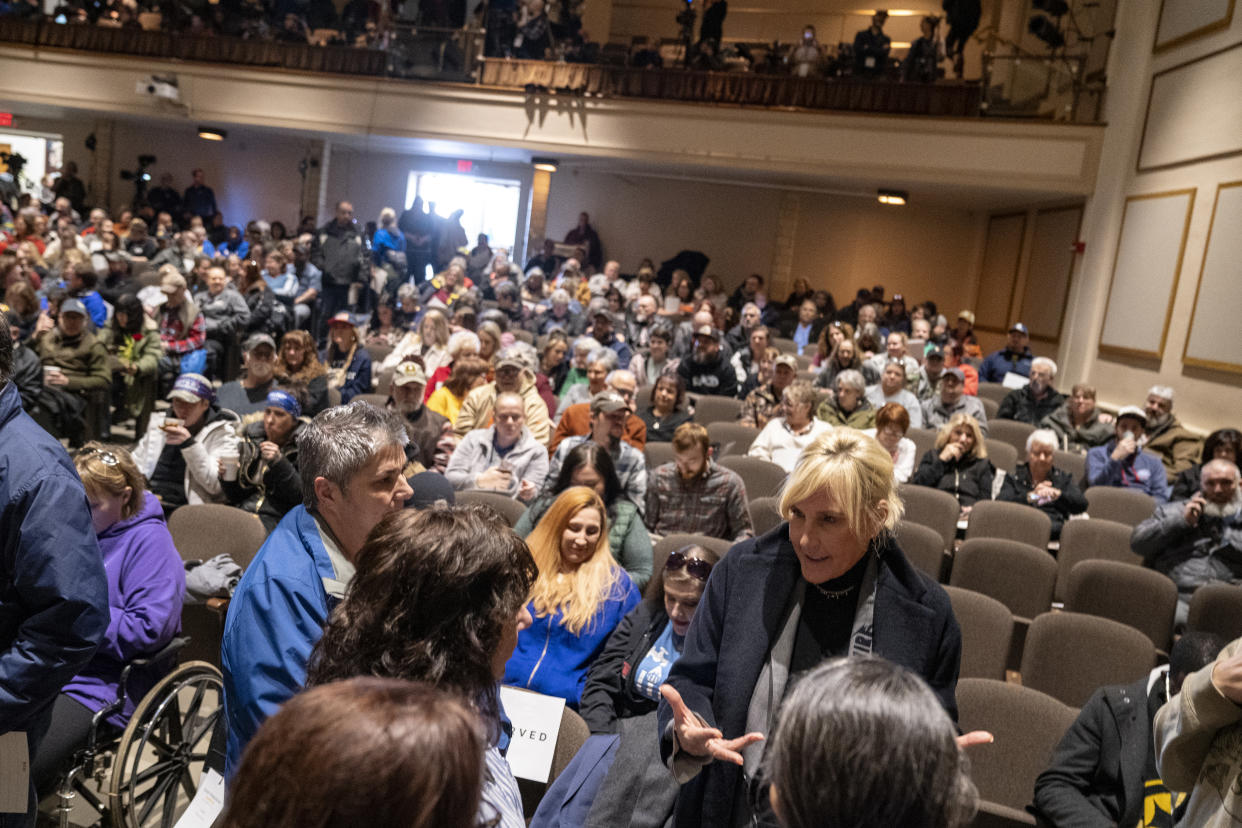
[162,417,184,431]
[43,365,63,383]
[220,449,240,482]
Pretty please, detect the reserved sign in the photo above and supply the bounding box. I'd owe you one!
[498,686,566,783]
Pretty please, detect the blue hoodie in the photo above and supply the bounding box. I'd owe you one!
[62,491,184,725]
[503,569,640,707]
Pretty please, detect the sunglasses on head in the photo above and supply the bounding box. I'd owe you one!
[79,446,119,466]
[666,548,713,581]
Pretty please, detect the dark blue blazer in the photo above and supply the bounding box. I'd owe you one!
[657,522,962,827]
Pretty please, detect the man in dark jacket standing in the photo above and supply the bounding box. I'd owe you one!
[1033,632,1223,828]
[0,323,109,828]
[312,201,368,332]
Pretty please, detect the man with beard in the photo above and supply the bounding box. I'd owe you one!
[644,422,753,542]
[678,325,737,399]
[997,357,1064,425]
[1143,386,1204,479]
[548,390,647,512]
[216,334,279,417]
[627,294,659,351]
[1132,459,1242,627]
[388,360,451,473]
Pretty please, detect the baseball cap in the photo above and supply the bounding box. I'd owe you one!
[942,367,965,383]
[773,354,798,371]
[404,471,456,510]
[160,272,187,294]
[957,310,976,326]
[168,372,215,403]
[392,361,428,387]
[1116,405,1147,426]
[243,333,277,353]
[1009,322,1029,335]
[138,285,166,309]
[590,390,630,414]
[327,311,355,328]
[60,298,88,317]
[925,345,945,361]
[694,324,718,339]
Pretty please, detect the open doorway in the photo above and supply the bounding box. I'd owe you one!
[405,171,522,261]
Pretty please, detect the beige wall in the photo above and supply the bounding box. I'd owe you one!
[1061,2,1242,434]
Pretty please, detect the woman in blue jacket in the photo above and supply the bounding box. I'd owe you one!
[322,312,372,403]
[504,487,641,707]
[32,443,184,796]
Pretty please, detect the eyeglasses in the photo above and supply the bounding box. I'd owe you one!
[666,549,713,581]
[79,446,119,466]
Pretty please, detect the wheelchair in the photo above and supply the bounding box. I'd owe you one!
[47,637,224,828]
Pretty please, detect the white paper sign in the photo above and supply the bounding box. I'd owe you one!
[498,687,566,784]
[0,732,29,813]
[1002,371,1030,390]
[172,768,225,828]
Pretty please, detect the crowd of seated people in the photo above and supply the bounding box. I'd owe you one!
[11,169,1242,828]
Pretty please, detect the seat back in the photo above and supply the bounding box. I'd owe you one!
[647,533,735,600]
[1054,518,1140,602]
[949,539,1056,622]
[980,397,1000,420]
[984,439,1018,475]
[976,383,1011,404]
[168,504,268,571]
[1187,583,1242,643]
[1053,449,1087,487]
[326,386,342,408]
[644,441,676,471]
[965,500,1052,549]
[906,427,938,464]
[717,455,788,498]
[690,394,744,425]
[705,422,759,456]
[893,521,946,582]
[1019,612,1156,708]
[989,419,1037,458]
[943,586,1014,680]
[897,483,960,553]
[550,706,589,784]
[748,496,784,537]
[1084,486,1158,526]
[455,489,527,527]
[1064,559,1177,652]
[956,678,1077,812]
[365,343,393,365]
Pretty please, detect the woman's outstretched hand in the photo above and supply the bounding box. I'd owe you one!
[957,730,994,749]
[661,684,764,766]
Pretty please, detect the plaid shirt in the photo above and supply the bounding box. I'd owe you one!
[739,383,781,429]
[159,308,206,355]
[645,460,754,542]
[548,435,647,515]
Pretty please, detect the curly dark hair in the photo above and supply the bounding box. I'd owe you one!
[306,506,537,727]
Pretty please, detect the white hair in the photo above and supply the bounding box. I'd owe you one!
[1026,428,1059,453]
[572,335,596,355]
[1031,357,1057,376]
[447,330,481,359]
[1148,385,1175,403]
[550,288,571,305]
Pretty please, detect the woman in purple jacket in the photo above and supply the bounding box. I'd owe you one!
[32,443,185,797]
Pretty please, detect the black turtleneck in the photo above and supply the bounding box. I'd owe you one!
[790,551,871,675]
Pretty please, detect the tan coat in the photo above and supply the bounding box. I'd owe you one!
[453,374,552,445]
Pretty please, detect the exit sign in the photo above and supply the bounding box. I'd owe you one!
[0,113,12,127]
[457,160,473,172]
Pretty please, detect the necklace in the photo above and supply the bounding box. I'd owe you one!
[812,582,856,600]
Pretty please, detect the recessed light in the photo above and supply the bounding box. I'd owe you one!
[532,157,558,172]
[878,189,909,205]
[197,126,227,141]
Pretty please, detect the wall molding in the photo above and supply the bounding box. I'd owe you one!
[1183,180,1242,374]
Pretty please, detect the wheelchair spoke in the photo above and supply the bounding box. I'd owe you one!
[179,767,198,802]
[164,693,185,744]
[184,707,221,748]
[162,774,182,827]
[144,732,176,758]
[136,767,178,825]
[181,684,207,728]
[131,758,180,788]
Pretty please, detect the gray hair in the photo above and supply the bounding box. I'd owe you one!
[1026,428,1059,453]
[446,330,480,359]
[524,266,545,282]
[550,288,571,305]
[835,369,866,394]
[572,335,596,355]
[1202,459,1241,483]
[1031,356,1057,376]
[766,656,977,828]
[587,347,618,371]
[1148,385,1175,403]
[297,400,409,510]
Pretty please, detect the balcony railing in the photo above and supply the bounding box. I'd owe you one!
[980,53,1102,123]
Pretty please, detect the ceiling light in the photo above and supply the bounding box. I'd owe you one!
[532,157,558,172]
[197,126,227,141]
[851,8,919,16]
[878,189,908,206]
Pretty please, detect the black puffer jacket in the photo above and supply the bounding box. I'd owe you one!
[912,449,996,507]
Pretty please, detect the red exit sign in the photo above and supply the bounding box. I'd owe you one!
[457,159,473,173]
[0,113,12,127]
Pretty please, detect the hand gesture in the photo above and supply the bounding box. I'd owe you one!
[1212,649,1242,704]
[518,478,538,502]
[1184,493,1207,527]
[957,731,994,749]
[259,441,281,462]
[164,424,192,446]
[45,369,68,387]
[476,467,513,491]
[35,312,55,335]
[939,442,962,463]
[1111,435,1138,462]
[660,684,763,765]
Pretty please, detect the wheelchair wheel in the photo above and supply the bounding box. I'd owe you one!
[108,661,223,828]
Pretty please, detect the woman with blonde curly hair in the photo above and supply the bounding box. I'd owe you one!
[503,486,641,707]
[275,329,329,415]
